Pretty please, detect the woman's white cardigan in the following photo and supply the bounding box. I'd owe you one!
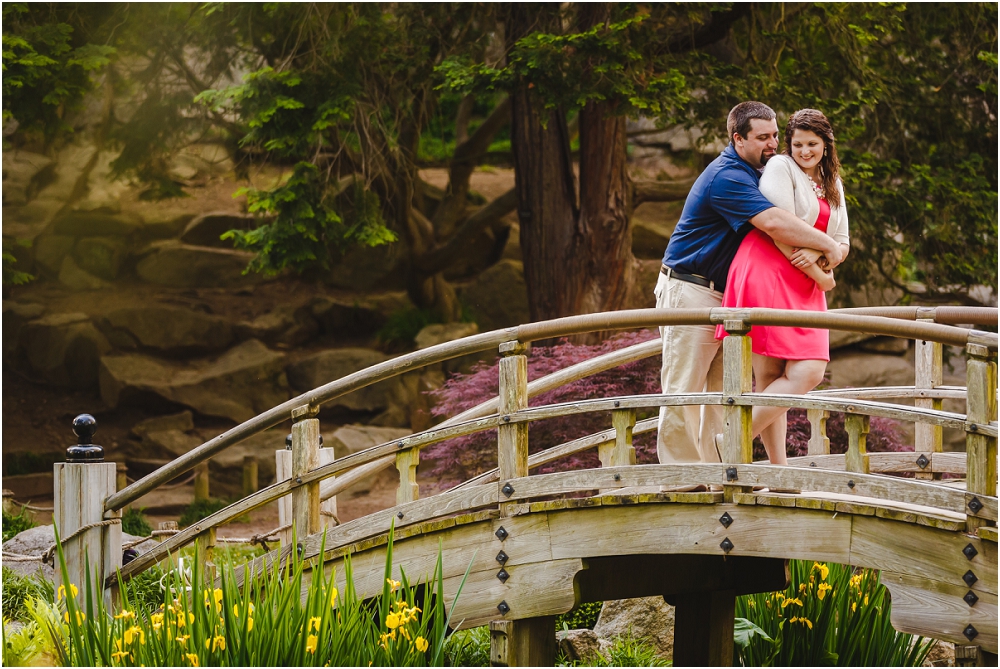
[759,154,850,246]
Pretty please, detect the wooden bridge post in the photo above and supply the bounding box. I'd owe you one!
[914,309,943,480]
[489,618,557,667]
[844,414,870,474]
[965,343,997,534]
[242,456,258,497]
[609,409,637,467]
[396,448,420,505]
[498,341,529,518]
[722,319,753,501]
[54,415,121,605]
[291,404,322,540]
[194,461,210,501]
[195,527,216,585]
[806,409,830,455]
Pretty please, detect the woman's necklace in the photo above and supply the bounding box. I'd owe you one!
[809,176,825,199]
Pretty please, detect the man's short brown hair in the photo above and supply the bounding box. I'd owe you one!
[727,102,776,144]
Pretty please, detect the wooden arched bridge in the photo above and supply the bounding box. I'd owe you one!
[54,306,997,666]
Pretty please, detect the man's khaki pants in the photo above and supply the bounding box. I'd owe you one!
[655,271,724,463]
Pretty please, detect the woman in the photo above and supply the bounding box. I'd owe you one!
[715,109,850,464]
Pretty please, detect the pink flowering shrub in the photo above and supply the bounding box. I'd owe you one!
[424,330,910,484]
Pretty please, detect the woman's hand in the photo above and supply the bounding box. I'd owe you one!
[789,247,824,269]
[815,269,836,292]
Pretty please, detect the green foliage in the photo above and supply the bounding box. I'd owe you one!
[377,307,442,350]
[735,560,933,666]
[568,632,668,667]
[177,498,231,529]
[556,601,603,631]
[440,14,689,117]
[2,450,60,476]
[120,565,165,617]
[49,527,468,666]
[1,567,53,622]
[2,238,34,287]
[121,508,152,538]
[1,3,114,141]
[2,596,62,666]
[444,625,491,667]
[224,164,395,276]
[2,506,38,542]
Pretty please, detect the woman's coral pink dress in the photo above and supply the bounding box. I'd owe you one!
[715,197,831,361]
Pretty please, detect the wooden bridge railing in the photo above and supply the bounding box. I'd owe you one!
[49,307,997,600]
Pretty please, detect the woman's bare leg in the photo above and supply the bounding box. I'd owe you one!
[751,359,827,464]
[752,355,787,463]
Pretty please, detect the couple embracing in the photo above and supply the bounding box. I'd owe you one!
[656,101,850,469]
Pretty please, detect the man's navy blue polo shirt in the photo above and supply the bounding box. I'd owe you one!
[661,144,775,292]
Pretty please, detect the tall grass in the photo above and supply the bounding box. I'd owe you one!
[735,560,933,666]
[42,525,468,666]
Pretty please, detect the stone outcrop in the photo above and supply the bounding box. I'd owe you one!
[59,255,112,291]
[2,301,45,358]
[285,348,394,411]
[236,304,318,347]
[132,411,195,437]
[2,150,53,206]
[593,596,675,660]
[12,312,111,388]
[326,424,412,495]
[134,240,260,288]
[311,296,390,339]
[180,211,266,248]
[459,259,530,332]
[99,339,289,422]
[98,305,235,354]
[73,236,128,280]
[556,629,601,663]
[827,352,915,389]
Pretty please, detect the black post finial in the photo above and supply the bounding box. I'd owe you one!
[67,414,104,462]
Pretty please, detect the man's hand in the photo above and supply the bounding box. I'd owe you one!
[823,243,845,269]
[789,247,824,270]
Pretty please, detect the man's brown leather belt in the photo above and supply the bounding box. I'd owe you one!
[660,264,718,292]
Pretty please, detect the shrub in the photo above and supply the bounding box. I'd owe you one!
[556,601,603,631]
[3,506,37,542]
[426,331,662,483]
[734,560,933,666]
[378,307,440,351]
[445,625,491,667]
[564,632,668,667]
[121,508,152,538]
[178,498,248,528]
[1,567,53,622]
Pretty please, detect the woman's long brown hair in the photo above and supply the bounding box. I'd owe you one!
[783,109,841,208]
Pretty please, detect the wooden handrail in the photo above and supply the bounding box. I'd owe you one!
[105,307,996,512]
[112,385,996,583]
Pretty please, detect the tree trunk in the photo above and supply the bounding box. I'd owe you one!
[508,4,637,334]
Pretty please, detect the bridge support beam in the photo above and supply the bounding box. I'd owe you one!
[672,589,736,667]
[489,617,556,667]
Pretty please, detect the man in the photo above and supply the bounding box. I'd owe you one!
[656,101,844,465]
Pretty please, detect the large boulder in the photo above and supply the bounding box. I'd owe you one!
[33,234,76,276]
[59,255,112,291]
[325,235,410,292]
[98,305,234,354]
[180,211,268,248]
[826,352,915,389]
[310,296,389,339]
[325,424,413,496]
[459,259,531,331]
[135,240,261,288]
[73,236,128,281]
[99,339,289,422]
[52,211,141,237]
[414,323,479,350]
[2,525,158,581]
[14,312,111,388]
[132,411,195,438]
[236,304,318,347]
[631,204,681,260]
[285,349,396,411]
[556,629,601,663]
[140,429,203,459]
[593,596,675,660]
[2,150,53,206]
[2,301,45,358]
